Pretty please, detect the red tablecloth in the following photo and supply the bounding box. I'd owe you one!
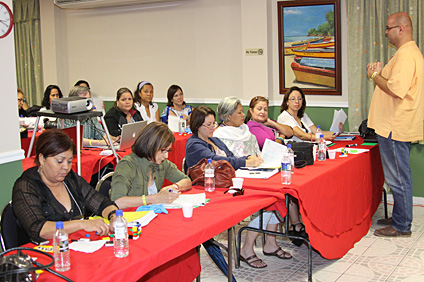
[242,139,384,259]
[23,188,282,281]
[21,133,191,184]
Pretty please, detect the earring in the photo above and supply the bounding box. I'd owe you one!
[38,165,44,176]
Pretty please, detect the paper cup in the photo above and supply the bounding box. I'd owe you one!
[232,178,244,188]
[182,203,193,218]
[328,150,336,160]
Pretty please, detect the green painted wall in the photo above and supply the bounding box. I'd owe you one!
[104,101,424,197]
[0,161,22,209]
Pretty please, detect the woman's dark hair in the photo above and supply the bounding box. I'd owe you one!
[280,86,306,118]
[245,96,269,123]
[166,84,185,107]
[134,81,153,106]
[113,87,136,111]
[41,85,63,109]
[35,129,76,167]
[190,105,216,135]
[74,80,90,90]
[132,122,175,162]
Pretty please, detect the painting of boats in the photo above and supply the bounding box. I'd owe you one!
[279,0,340,94]
[291,61,335,87]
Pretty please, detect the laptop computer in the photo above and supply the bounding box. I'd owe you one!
[85,120,147,150]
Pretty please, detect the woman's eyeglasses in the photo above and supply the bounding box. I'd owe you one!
[289,97,303,102]
[160,148,172,154]
[224,187,244,197]
[202,123,215,129]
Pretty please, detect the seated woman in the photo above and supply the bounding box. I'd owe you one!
[160,84,193,125]
[134,81,160,123]
[40,85,63,111]
[110,122,191,209]
[61,86,119,147]
[278,86,340,142]
[104,87,143,137]
[213,96,261,157]
[12,129,118,242]
[185,105,263,169]
[246,96,293,149]
[18,88,30,117]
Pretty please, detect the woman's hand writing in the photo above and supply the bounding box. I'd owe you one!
[155,188,180,203]
[246,155,264,167]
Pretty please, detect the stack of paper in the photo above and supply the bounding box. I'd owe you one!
[330,109,347,133]
[162,193,207,209]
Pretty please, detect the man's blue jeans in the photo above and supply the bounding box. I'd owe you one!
[377,133,413,232]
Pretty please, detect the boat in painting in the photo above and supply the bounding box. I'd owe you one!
[292,48,334,58]
[291,59,335,87]
[284,37,333,55]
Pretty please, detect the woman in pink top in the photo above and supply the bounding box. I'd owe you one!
[246,96,293,149]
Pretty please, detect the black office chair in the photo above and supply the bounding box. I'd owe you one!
[95,171,114,198]
[0,201,31,250]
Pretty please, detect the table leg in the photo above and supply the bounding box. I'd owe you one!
[383,187,388,219]
[100,116,120,163]
[27,116,40,158]
[227,227,233,282]
[77,120,81,175]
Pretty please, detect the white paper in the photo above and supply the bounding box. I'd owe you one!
[235,169,279,179]
[70,240,106,253]
[168,115,180,132]
[162,193,206,209]
[333,148,370,154]
[129,211,157,227]
[330,109,347,133]
[260,139,287,168]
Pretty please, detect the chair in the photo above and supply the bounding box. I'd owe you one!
[0,201,31,251]
[95,171,114,198]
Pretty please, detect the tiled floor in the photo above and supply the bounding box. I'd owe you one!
[198,202,424,282]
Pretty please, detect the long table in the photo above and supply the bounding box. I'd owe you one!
[21,133,191,183]
[22,188,283,281]
[242,139,384,259]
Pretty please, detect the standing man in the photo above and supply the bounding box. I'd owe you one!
[367,12,423,237]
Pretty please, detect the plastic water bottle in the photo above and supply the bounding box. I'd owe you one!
[113,210,129,258]
[204,159,215,192]
[281,153,291,185]
[286,144,295,174]
[178,115,186,135]
[315,125,322,141]
[318,134,326,161]
[53,221,70,272]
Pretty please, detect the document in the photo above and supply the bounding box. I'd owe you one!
[168,115,180,132]
[259,139,287,168]
[330,109,347,133]
[235,169,279,179]
[162,193,207,209]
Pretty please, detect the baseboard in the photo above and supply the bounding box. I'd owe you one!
[0,149,25,165]
[385,194,424,206]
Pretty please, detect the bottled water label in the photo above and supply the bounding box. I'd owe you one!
[281,162,291,171]
[59,240,69,252]
[205,170,214,177]
[319,143,326,150]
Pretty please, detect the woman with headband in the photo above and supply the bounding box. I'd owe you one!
[134,81,160,123]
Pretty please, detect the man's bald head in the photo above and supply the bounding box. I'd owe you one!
[386,12,413,48]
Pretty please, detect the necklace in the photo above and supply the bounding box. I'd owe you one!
[63,182,83,218]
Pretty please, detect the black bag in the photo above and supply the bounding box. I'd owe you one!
[358,119,378,143]
[289,142,314,168]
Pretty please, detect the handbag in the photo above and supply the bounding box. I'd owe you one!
[187,158,235,188]
[358,119,378,143]
[288,142,314,167]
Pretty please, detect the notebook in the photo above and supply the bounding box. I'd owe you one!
[85,120,147,150]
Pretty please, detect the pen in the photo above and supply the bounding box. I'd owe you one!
[168,188,178,193]
[346,144,357,147]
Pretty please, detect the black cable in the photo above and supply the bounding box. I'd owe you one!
[0,247,74,282]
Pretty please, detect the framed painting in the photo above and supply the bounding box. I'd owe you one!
[278,0,341,95]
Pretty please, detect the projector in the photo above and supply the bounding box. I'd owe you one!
[51,97,94,114]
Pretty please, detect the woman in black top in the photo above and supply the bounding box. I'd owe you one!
[12,129,118,242]
[104,87,143,137]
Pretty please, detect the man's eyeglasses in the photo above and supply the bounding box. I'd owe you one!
[224,187,244,197]
[18,99,26,103]
[386,25,399,31]
[289,97,303,102]
[160,148,172,154]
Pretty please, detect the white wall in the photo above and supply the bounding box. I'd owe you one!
[40,0,348,107]
[0,0,24,164]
